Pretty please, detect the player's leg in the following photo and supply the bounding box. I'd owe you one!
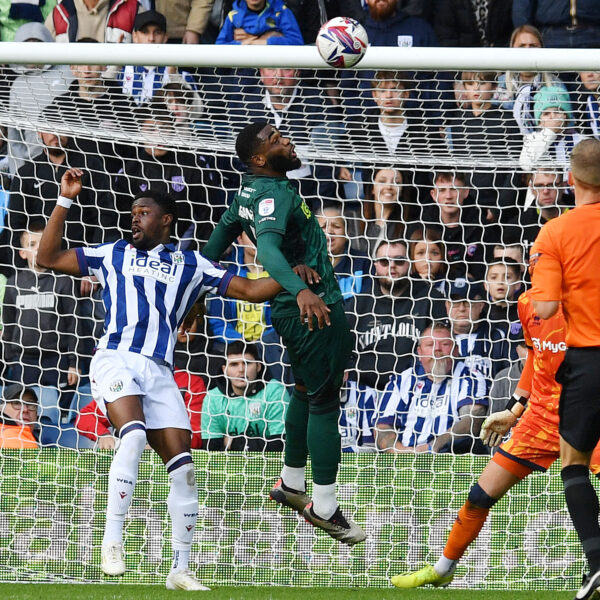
[143,361,209,592]
[391,458,525,588]
[146,427,208,591]
[556,348,600,600]
[102,395,147,576]
[270,382,311,513]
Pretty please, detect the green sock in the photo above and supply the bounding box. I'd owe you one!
[284,388,309,468]
[307,408,341,485]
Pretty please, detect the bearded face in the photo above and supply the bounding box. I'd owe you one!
[367,0,397,21]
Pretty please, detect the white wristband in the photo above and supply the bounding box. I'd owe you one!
[57,195,73,210]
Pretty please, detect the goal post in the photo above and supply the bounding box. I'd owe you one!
[0,43,593,589]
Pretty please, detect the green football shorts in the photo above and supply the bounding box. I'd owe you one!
[272,301,354,410]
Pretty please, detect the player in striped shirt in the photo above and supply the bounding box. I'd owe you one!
[376,321,488,454]
[391,286,600,590]
[37,168,310,591]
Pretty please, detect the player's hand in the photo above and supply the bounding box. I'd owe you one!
[293,264,321,285]
[60,168,83,199]
[480,409,518,447]
[296,288,331,331]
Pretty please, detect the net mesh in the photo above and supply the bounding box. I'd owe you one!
[0,59,591,588]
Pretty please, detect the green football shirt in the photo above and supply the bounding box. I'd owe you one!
[218,174,342,318]
[201,379,289,440]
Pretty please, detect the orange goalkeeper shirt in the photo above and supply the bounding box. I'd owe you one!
[530,202,600,347]
[519,291,565,426]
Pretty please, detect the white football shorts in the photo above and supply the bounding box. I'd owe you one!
[90,349,191,431]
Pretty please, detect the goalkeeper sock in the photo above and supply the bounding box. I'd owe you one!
[439,500,490,571]
[103,422,146,547]
[167,454,197,573]
[561,464,600,573]
[283,388,310,469]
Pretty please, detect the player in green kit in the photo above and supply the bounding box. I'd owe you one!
[203,122,366,545]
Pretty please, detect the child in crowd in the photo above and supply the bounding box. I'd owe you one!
[408,227,448,296]
[519,85,584,173]
[216,0,303,45]
[484,258,521,334]
[446,70,521,157]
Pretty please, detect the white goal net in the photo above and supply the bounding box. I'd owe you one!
[0,43,594,590]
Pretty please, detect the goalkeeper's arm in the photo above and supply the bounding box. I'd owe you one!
[37,168,84,277]
[481,347,534,447]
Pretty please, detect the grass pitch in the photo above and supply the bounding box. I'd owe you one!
[0,584,575,600]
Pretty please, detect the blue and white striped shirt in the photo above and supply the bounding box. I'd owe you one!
[117,66,197,105]
[75,240,233,366]
[378,360,488,448]
[339,381,379,453]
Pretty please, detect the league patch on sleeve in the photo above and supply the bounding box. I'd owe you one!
[258,198,275,216]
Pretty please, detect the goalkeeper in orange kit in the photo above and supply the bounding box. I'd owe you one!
[391,285,600,589]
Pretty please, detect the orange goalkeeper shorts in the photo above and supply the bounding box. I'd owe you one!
[493,409,600,479]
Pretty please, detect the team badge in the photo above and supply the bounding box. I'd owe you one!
[258,198,275,216]
[171,175,185,192]
[173,252,185,265]
[248,402,261,418]
[110,380,124,393]
[139,183,148,192]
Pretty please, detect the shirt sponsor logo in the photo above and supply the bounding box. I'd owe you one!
[258,198,275,216]
[258,216,276,224]
[126,253,179,284]
[531,337,566,353]
[300,200,311,219]
[238,206,254,220]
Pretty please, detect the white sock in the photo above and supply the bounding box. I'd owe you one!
[166,454,197,573]
[281,465,305,492]
[312,483,338,520]
[102,422,146,547]
[434,554,458,577]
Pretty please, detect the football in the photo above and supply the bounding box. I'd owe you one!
[316,17,368,69]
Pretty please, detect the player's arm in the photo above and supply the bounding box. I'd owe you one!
[225,263,321,303]
[37,168,83,276]
[482,295,535,446]
[202,215,243,262]
[256,231,331,331]
[529,233,562,319]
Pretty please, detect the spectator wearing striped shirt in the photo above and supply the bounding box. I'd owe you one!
[375,321,489,454]
[115,11,199,106]
[339,379,379,453]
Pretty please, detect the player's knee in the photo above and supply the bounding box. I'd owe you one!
[167,453,196,492]
[468,483,498,509]
[118,421,146,456]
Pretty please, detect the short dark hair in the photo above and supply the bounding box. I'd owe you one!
[226,340,261,361]
[133,190,178,225]
[236,121,269,165]
[433,171,470,187]
[486,256,521,278]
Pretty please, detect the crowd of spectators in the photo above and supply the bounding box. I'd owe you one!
[0,0,594,453]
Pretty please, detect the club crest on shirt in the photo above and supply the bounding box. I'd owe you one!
[110,379,123,393]
[173,252,185,265]
[248,402,262,418]
[258,198,275,216]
